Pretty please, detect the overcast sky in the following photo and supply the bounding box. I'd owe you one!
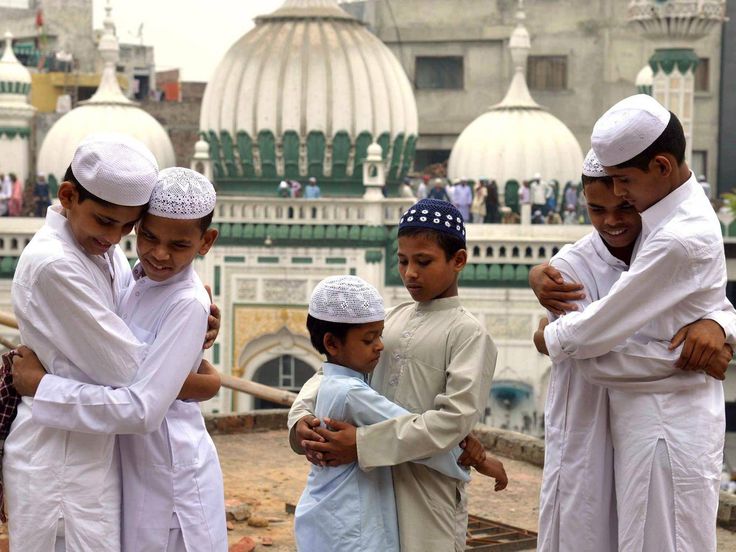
[92,0,284,82]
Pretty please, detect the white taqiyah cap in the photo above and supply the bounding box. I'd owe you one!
[591,94,671,167]
[71,132,158,206]
[582,148,608,178]
[148,167,216,220]
[308,275,385,324]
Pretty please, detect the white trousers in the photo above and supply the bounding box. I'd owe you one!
[166,528,187,552]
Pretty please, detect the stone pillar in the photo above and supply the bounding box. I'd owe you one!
[191,137,213,181]
[649,48,699,164]
[362,142,385,223]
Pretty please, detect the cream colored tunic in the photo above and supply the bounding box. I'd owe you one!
[289,296,497,552]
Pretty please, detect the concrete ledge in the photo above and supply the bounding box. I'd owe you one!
[719,491,736,531]
[472,424,545,468]
[205,409,289,435]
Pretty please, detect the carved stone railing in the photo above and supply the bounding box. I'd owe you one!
[628,0,727,40]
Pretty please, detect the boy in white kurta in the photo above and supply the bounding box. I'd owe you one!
[541,95,732,551]
[3,133,159,551]
[12,168,227,551]
[290,198,497,552]
[532,149,734,552]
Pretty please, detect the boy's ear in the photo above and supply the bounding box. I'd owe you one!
[199,228,218,255]
[323,332,340,357]
[653,154,673,177]
[58,181,77,209]
[452,248,468,273]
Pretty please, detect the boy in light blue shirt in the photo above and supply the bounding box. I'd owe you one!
[294,275,506,551]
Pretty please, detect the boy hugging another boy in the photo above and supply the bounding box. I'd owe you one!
[290,199,499,551]
[12,167,227,551]
[295,275,506,551]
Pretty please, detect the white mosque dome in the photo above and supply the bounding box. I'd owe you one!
[199,0,418,194]
[0,31,31,93]
[448,6,583,185]
[37,6,174,183]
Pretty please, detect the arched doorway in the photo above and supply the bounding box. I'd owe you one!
[252,354,315,409]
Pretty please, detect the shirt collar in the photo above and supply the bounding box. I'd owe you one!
[132,261,194,287]
[640,172,698,234]
[590,230,631,270]
[323,362,368,381]
[415,295,462,312]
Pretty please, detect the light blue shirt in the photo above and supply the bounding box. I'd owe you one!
[294,363,469,552]
[303,184,321,198]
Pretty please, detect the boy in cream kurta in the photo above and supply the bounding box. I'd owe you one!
[289,198,497,552]
[12,168,226,552]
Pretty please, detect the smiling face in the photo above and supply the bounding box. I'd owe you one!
[324,320,385,374]
[136,213,218,282]
[584,179,642,262]
[397,233,466,302]
[59,182,145,256]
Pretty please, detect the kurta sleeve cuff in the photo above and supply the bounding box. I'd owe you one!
[544,320,567,363]
[31,374,74,425]
[703,311,736,348]
[355,426,376,472]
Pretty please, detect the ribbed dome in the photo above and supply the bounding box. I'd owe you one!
[0,32,31,93]
[38,5,174,183]
[199,0,418,196]
[448,5,583,185]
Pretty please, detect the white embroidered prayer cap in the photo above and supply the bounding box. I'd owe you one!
[148,167,216,219]
[71,132,158,206]
[308,275,385,324]
[582,148,608,178]
[591,94,671,167]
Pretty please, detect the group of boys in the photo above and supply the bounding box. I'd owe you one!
[5,133,227,551]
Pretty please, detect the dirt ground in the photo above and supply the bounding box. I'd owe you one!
[216,430,736,551]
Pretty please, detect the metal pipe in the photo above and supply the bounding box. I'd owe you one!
[219,373,297,406]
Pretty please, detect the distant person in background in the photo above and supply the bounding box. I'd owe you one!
[530,174,547,215]
[304,177,321,199]
[428,178,451,202]
[470,180,487,223]
[532,209,545,225]
[8,173,23,216]
[563,183,578,216]
[563,204,578,225]
[699,174,712,201]
[520,180,531,205]
[33,172,51,217]
[290,180,303,198]
[0,173,12,216]
[446,179,456,204]
[453,179,472,221]
[485,180,500,223]
[278,180,291,197]
[416,175,429,200]
[399,177,415,199]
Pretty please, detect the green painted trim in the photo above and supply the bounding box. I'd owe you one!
[214,266,221,296]
[212,223,388,248]
[0,126,30,139]
[257,256,280,264]
[224,256,246,263]
[650,48,699,76]
[349,268,357,275]
[213,343,220,365]
[365,250,383,263]
[291,257,313,264]
[326,257,347,265]
[0,256,18,279]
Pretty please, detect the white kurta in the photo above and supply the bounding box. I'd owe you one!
[4,206,144,551]
[543,175,728,552]
[30,263,227,552]
[537,231,620,552]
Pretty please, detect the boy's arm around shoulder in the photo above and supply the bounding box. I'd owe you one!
[31,297,209,434]
[288,368,323,454]
[356,319,496,470]
[19,258,143,387]
[178,359,220,401]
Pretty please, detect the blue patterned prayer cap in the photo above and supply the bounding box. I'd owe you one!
[398,198,466,243]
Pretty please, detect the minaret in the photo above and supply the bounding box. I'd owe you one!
[0,31,36,186]
[628,0,727,164]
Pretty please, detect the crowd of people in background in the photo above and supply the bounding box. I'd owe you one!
[0,171,52,218]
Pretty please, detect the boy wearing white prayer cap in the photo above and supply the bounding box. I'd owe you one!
[294,275,506,552]
[5,135,219,552]
[289,199,499,552]
[528,148,734,552]
[12,167,226,551]
[537,95,735,551]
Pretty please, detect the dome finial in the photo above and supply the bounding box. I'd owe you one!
[86,0,132,105]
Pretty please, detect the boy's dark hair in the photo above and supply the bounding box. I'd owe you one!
[614,112,686,172]
[306,314,356,355]
[397,226,465,261]
[198,210,214,234]
[63,165,115,207]
[581,174,613,187]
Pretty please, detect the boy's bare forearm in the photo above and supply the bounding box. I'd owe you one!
[178,360,221,401]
